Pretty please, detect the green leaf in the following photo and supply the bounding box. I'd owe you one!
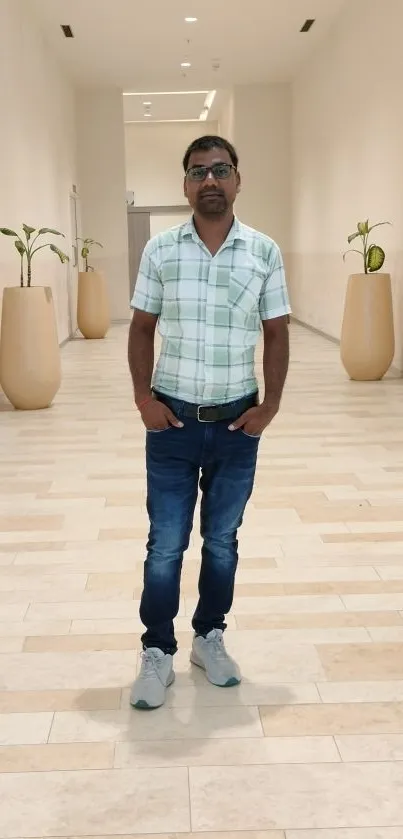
[0,228,19,237]
[14,240,26,256]
[81,246,89,258]
[347,232,361,244]
[367,244,385,272]
[22,224,36,239]
[78,238,103,248]
[49,244,69,263]
[343,248,364,262]
[37,228,65,237]
[357,220,369,235]
[368,221,391,234]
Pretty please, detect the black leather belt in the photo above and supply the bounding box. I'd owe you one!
[154,391,258,423]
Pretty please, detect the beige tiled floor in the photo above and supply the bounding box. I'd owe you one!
[1,322,403,837]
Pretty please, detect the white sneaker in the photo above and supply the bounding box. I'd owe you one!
[190,629,241,687]
[130,648,175,709]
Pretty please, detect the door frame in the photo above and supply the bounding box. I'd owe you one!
[68,189,81,337]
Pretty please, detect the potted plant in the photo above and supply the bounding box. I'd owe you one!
[76,237,110,339]
[340,219,394,381]
[0,225,69,410]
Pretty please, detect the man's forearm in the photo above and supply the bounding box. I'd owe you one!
[262,321,289,406]
[128,319,155,406]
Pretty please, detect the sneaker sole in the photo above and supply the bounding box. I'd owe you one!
[190,652,241,688]
[130,671,175,710]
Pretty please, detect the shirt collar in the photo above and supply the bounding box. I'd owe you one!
[181,215,246,245]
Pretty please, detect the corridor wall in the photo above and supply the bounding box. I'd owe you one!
[290,0,403,370]
[0,0,77,344]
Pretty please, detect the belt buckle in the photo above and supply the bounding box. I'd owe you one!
[197,405,214,422]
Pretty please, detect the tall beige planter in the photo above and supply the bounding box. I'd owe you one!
[77,271,110,339]
[0,286,61,410]
[341,273,394,381]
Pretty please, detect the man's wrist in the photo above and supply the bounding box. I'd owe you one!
[262,395,281,410]
[135,391,153,409]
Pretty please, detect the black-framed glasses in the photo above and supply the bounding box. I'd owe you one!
[186,163,236,182]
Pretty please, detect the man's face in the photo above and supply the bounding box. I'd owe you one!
[184,147,240,218]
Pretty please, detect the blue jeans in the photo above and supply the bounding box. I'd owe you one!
[140,392,260,654]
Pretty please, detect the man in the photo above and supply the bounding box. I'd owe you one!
[128,135,291,709]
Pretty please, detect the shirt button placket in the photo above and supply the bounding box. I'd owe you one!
[204,260,217,403]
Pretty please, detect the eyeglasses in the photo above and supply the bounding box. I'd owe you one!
[186,163,236,181]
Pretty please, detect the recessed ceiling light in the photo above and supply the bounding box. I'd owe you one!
[185,17,198,22]
[181,62,191,68]
[300,18,315,32]
[61,24,74,38]
[143,101,152,106]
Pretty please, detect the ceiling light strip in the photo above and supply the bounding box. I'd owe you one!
[125,118,205,124]
[123,90,209,97]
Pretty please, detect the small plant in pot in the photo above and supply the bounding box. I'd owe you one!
[0,224,69,410]
[77,237,103,272]
[343,219,391,273]
[76,236,110,340]
[0,225,69,285]
[340,218,394,381]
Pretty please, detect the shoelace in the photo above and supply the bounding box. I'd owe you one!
[205,630,228,659]
[140,650,164,682]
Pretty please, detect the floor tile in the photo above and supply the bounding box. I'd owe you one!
[236,611,403,630]
[69,833,285,839]
[115,735,339,768]
[23,633,139,652]
[0,768,190,836]
[50,706,264,743]
[260,702,403,736]
[318,681,403,704]
[0,638,24,653]
[189,763,403,830]
[121,681,320,708]
[0,742,114,772]
[0,689,121,713]
[336,733,403,762]
[0,713,53,745]
[286,829,403,838]
[0,621,72,637]
[0,651,136,690]
[318,643,403,680]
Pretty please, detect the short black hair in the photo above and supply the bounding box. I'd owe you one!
[183,135,239,172]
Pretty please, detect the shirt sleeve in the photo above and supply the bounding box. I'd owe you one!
[259,243,292,321]
[130,241,162,315]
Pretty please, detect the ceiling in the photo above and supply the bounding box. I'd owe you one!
[123,89,224,123]
[32,0,347,121]
[32,0,347,89]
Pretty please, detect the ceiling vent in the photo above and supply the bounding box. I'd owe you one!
[300,19,315,32]
[61,24,74,38]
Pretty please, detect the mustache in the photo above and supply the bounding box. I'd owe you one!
[199,188,225,197]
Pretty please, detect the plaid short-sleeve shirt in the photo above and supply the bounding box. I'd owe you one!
[131,216,291,405]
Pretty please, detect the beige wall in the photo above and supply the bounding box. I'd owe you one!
[231,84,292,256]
[290,0,403,369]
[0,0,76,344]
[150,212,190,238]
[124,121,218,207]
[76,90,130,321]
[219,92,235,142]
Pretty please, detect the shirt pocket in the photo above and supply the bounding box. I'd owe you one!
[228,271,262,317]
